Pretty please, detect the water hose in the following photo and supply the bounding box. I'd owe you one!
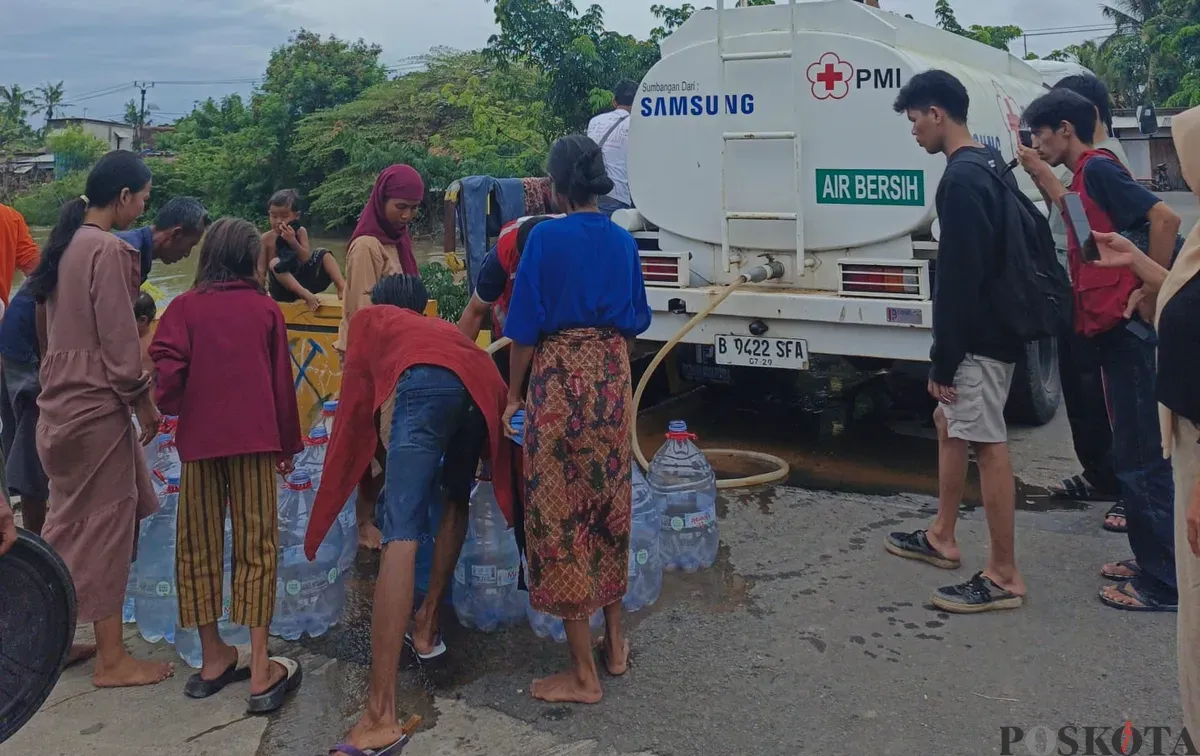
[485,261,790,490]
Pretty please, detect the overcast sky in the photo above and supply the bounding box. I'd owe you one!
[0,0,1111,125]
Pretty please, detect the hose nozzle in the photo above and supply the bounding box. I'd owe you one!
[741,260,786,284]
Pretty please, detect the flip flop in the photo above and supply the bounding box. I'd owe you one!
[246,657,303,714]
[184,644,252,699]
[1102,503,1128,533]
[330,715,422,755]
[403,632,446,664]
[1051,474,1117,502]
[1098,582,1178,613]
[1100,559,1141,580]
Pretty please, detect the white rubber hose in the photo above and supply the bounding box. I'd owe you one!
[486,277,790,490]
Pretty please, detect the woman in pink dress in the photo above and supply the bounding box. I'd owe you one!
[26,150,171,688]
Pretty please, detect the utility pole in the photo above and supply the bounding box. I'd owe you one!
[133,81,154,151]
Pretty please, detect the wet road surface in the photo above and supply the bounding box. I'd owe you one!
[247,379,1177,756]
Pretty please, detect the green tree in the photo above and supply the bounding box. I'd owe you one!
[123,99,140,127]
[45,124,108,172]
[33,81,65,135]
[262,29,388,119]
[650,1,776,43]
[486,0,660,133]
[933,0,1024,51]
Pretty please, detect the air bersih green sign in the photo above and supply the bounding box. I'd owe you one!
[816,169,925,206]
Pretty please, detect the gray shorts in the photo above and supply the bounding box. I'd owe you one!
[941,354,1015,444]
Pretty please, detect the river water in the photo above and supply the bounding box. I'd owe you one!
[23,230,445,301]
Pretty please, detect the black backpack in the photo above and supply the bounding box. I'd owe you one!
[956,152,1072,343]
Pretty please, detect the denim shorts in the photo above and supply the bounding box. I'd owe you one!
[377,365,487,545]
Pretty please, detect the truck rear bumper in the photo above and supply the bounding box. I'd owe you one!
[643,287,933,362]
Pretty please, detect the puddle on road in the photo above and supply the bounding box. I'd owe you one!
[634,382,1085,514]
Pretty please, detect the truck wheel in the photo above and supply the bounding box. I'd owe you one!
[1005,338,1061,427]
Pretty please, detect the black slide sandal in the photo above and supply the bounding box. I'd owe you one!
[246,656,303,714]
[1103,503,1128,533]
[184,645,252,699]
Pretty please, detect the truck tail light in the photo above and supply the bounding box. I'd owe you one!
[838,261,927,300]
[640,252,688,287]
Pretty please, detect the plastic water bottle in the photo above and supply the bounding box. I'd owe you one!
[299,427,330,489]
[318,400,338,435]
[123,518,147,624]
[453,476,525,631]
[272,470,343,639]
[525,576,603,643]
[651,420,719,572]
[175,516,251,668]
[134,478,182,644]
[624,463,663,612]
[152,417,182,487]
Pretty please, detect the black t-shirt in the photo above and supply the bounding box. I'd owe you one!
[930,145,1024,384]
[1158,272,1200,424]
[475,250,508,304]
[1082,157,1160,231]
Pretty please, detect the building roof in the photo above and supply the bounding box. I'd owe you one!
[47,117,132,129]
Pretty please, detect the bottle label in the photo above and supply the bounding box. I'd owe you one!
[155,581,172,597]
[327,568,338,584]
[471,565,497,584]
[498,567,519,586]
[286,579,302,596]
[454,563,466,584]
[662,509,716,531]
[636,549,650,566]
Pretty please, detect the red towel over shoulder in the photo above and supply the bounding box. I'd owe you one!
[304,305,513,560]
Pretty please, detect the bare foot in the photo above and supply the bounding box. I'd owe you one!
[198,642,237,682]
[358,521,383,551]
[334,713,409,756]
[598,638,629,676]
[67,644,97,667]
[250,659,288,696]
[530,671,603,704]
[93,655,174,688]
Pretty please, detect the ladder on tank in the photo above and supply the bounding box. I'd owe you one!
[716,0,804,275]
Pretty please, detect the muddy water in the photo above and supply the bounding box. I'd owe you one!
[23,230,444,300]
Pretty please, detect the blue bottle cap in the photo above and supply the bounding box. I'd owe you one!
[667,420,688,433]
[309,427,329,440]
[322,400,338,413]
[288,470,312,485]
[166,476,181,487]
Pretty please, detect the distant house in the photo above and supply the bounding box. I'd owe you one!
[1113,107,1187,188]
[47,117,136,152]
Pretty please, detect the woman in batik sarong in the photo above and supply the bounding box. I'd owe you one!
[503,134,652,704]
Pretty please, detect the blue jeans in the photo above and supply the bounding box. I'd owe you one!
[377,366,486,545]
[1094,322,1177,602]
[597,196,631,218]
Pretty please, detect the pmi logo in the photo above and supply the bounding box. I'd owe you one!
[806,52,903,101]
[1001,722,1198,755]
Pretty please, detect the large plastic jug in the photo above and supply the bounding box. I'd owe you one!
[336,491,359,578]
[299,427,330,489]
[650,420,719,572]
[525,556,603,642]
[151,417,181,488]
[318,400,338,435]
[272,470,343,639]
[453,476,525,631]
[624,463,663,612]
[134,477,182,643]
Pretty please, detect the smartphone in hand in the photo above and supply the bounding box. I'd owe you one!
[1061,192,1100,263]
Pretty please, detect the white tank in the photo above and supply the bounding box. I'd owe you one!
[628,0,1052,256]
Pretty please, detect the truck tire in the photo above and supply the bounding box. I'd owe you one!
[1005,338,1061,427]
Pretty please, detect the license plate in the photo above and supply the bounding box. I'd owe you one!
[713,335,809,369]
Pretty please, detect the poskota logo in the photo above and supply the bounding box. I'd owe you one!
[1001,722,1198,755]
[807,53,854,100]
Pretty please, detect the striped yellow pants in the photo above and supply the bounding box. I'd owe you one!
[176,453,279,629]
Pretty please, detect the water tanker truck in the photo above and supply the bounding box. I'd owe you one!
[616,0,1069,424]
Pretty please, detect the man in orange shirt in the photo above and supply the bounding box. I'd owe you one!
[0,203,41,309]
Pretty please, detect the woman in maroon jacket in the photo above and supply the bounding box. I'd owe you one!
[150,218,303,714]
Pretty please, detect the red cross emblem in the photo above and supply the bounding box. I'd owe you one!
[807,53,854,101]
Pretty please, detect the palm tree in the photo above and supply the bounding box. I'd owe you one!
[0,84,32,126]
[1100,0,1158,30]
[34,81,65,135]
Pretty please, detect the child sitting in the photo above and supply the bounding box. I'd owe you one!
[259,189,346,311]
[151,217,304,713]
[134,291,157,384]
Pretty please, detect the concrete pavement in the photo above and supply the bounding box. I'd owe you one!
[6,402,1182,756]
